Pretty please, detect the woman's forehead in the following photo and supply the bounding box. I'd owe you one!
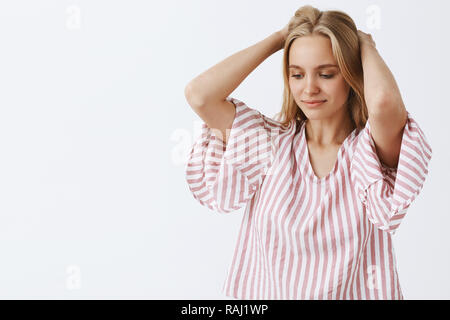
[289,36,336,69]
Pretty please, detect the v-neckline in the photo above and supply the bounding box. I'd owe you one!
[301,120,358,183]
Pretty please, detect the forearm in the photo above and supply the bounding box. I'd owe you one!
[186,31,283,106]
[360,42,404,113]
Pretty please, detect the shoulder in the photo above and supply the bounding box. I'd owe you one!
[227,96,297,136]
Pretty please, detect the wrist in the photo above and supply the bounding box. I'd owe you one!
[360,38,377,51]
[275,31,285,51]
[360,41,378,59]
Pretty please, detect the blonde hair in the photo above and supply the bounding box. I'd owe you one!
[274,5,367,131]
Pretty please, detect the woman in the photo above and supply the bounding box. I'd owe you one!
[184,5,432,300]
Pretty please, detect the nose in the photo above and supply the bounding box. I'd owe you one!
[304,75,320,95]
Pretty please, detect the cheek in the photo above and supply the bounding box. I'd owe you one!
[288,78,298,89]
[289,81,307,94]
[326,81,349,100]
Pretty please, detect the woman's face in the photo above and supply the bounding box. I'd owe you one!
[288,34,350,120]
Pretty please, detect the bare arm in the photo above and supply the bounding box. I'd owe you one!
[185,31,284,106]
[184,31,284,144]
[358,30,407,168]
[357,30,405,113]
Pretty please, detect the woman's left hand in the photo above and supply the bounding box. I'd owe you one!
[357,30,376,48]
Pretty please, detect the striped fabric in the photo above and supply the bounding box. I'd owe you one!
[185,96,432,300]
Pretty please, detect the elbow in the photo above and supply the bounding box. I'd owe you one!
[184,82,205,108]
[367,92,405,118]
[184,82,194,100]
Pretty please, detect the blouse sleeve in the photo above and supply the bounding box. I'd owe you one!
[350,111,432,234]
[185,97,275,214]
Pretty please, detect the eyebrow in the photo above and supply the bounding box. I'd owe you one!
[288,64,338,70]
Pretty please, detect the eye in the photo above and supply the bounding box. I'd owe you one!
[290,74,334,79]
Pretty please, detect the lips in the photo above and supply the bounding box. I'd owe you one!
[302,100,326,103]
[302,100,326,108]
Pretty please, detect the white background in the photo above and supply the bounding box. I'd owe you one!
[0,0,448,299]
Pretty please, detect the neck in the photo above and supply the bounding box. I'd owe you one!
[305,111,355,147]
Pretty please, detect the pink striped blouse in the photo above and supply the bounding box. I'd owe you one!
[185,96,432,300]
